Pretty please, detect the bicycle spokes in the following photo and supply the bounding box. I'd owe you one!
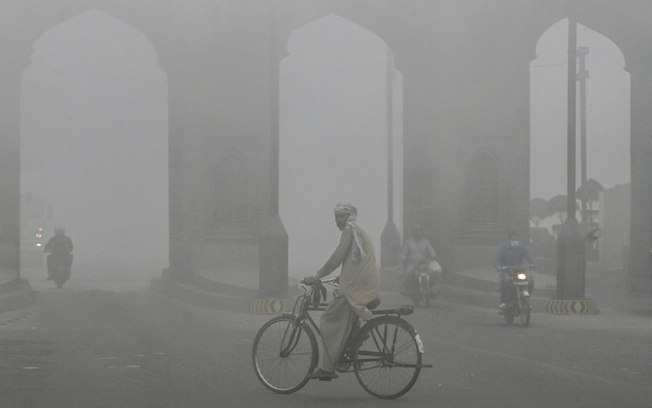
[253,316,317,394]
[357,322,412,366]
[353,317,422,399]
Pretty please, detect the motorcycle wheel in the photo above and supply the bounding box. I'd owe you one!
[409,277,420,307]
[503,311,514,325]
[520,298,531,327]
[53,266,68,289]
[420,276,430,308]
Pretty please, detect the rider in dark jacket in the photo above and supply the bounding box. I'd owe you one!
[494,231,535,308]
[43,226,73,281]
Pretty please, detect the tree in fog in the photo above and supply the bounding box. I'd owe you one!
[529,197,551,228]
[576,178,603,224]
[547,195,568,224]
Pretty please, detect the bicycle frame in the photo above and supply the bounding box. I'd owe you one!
[252,277,432,399]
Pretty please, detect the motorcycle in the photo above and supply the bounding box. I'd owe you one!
[46,252,72,289]
[499,266,532,327]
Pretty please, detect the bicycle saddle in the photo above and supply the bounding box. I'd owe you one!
[367,298,380,310]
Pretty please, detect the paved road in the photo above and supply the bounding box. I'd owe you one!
[0,285,650,408]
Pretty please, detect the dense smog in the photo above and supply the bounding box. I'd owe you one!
[0,1,649,407]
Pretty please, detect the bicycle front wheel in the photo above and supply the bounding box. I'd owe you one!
[252,315,318,394]
[353,316,422,399]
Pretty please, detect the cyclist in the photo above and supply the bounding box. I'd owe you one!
[303,202,380,380]
[493,231,536,310]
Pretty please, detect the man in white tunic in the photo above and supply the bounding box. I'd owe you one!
[304,202,380,380]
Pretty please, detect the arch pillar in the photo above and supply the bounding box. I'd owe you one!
[259,4,288,297]
[626,54,652,290]
[0,58,25,280]
[398,52,437,240]
[159,3,289,295]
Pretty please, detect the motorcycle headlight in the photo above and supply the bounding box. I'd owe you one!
[517,273,527,280]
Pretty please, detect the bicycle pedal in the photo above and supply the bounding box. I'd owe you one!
[319,377,333,382]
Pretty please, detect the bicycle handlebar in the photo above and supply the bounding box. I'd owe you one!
[298,277,338,291]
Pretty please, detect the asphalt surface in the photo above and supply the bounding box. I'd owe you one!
[0,282,650,408]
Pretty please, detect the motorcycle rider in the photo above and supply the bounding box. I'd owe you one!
[493,231,536,310]
[43,226,73,285]
[400,225,440,298]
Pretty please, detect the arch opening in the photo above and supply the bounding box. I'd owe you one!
[279,14,404,278]
[529,19,630,269]
[20,10,169,287]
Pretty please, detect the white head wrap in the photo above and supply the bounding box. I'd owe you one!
[334,202,366,262]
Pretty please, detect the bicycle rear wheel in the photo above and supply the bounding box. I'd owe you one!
[252,315,317,394]
[353,316,422,399]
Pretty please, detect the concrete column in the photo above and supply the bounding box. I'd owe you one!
[259,2,288,297]
[399,58,436,239]
[0,61,22,280]
[627,56,652,289]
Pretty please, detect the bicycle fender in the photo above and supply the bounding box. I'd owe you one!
[414,333,425,354]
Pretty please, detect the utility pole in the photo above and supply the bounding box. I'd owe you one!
[381,49,401,268]
[556,3,587,300]
[577,46,590,225]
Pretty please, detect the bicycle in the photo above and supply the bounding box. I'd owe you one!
[252,278,432,399]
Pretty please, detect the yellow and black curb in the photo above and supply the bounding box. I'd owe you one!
[545,298,598,315]
[248,298,294,314]
[0,308,34,327]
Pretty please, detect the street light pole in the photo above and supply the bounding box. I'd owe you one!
[567,18,578,219]
[381,49,401,268]
[555,4,587,300]
[577,46,590,225]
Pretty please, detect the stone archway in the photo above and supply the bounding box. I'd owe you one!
[20,10,169,284]
[279,14,403,278]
